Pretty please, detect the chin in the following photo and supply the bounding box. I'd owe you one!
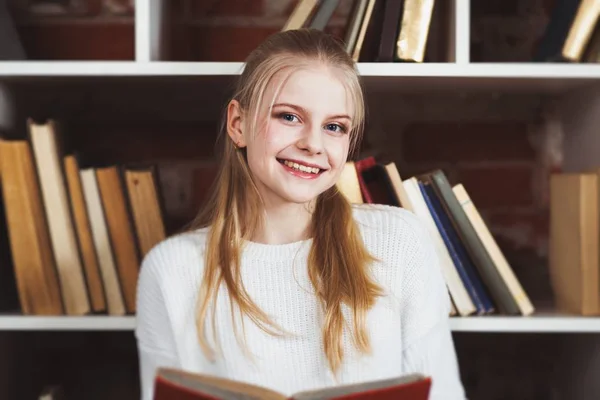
[283,192,320,205]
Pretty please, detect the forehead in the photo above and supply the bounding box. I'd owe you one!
[265,66,353,117]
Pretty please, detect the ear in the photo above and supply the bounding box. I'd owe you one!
[227,99,246,148]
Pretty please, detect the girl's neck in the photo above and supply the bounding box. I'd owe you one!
[252,201,314,245]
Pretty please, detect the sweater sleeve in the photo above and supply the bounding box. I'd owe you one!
[135,247,180,400]
[399,215,466,400]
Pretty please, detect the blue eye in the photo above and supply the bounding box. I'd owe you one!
[280,113,299,123]
[325,123,347,134]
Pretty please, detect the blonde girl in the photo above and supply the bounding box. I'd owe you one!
[135,28,465,400]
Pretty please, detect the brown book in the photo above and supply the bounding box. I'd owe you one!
[64,155,106,313]
[28,120,90,315]
[549,173,599,315]
[395,0,435,62]
[281,0,320,31]
[80,168,126,316]
[96,166,140,314]
[0,139,63,315]
[124,166,167,257]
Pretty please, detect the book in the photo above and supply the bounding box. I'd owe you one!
[80,168,126,316]
[0,139,64,315]
[425,170,519,315]
[452,184,534,316]
[401,177,477,316]
[29,119,91,315]
[549,172,600,315]
[153,368,431,400]
[64,154,107,313]
[96,165,140,314]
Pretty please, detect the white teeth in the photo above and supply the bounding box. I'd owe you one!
[283,160,320,174]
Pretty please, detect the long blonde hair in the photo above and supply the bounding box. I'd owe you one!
[190,29,383,374]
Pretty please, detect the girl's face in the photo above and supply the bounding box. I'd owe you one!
[230,66,353,208]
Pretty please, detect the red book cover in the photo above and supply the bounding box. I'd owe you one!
[153,368,431,400]
[354,156,377,203]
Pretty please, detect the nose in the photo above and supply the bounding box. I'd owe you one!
[296,123,324,155]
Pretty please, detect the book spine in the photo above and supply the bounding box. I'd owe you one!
[377,0,405,62]
[430,170,520,315]
[534,0,582,61]
[420,182,493,314]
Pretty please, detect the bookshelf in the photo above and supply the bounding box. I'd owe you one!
[2,0,600,399]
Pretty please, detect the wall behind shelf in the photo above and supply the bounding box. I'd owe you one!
[6,0,135,60]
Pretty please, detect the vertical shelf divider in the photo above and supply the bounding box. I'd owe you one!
[454,0,470,64]
[135,0,164,62]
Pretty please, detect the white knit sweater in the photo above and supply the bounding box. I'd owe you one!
[135,204,466,400]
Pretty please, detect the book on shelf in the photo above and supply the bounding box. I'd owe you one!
[549,172,600,315]
[0,118,168,317]
[281,0,437,63]
[535,0,600,62]
[336,156,535,317]
[153,367,431,400]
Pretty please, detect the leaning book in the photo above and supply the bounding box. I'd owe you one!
[153,367,432,400]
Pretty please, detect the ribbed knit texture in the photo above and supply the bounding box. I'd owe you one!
[135,204,466,400]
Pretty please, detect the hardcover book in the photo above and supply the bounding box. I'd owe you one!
[153,368,431,400]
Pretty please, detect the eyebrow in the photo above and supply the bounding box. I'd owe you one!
[272,102,352,121]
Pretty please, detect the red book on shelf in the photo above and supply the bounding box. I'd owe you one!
[153,367,432,400]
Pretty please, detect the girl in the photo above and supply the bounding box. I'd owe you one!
[135,29,466,400]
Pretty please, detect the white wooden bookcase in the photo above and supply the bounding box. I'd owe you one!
[1,0,600,397]
[0,0,598,333]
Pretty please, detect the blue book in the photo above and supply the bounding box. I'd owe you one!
[419,181,495,314]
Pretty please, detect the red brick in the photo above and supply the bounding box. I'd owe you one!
[16,23,134,60]
[455,165,534,208]
[402,122,535,164]
[190,0,265,17]
[169,25,278,61]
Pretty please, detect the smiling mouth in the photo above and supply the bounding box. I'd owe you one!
[277,158,325,175]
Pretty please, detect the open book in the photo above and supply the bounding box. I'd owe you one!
[153,367,431,400]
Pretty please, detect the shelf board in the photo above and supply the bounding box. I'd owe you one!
[0,313,599,332]
[450,313,600,333]
[2,62,600,94]
[0,315,136,331]
[0,61,598,78]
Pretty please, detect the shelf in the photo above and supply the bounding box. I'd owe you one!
[0,313,600,332]
[450,313,600,333]
[1,62,600,94]
[0,315,135,331]
[0,61,600,78]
